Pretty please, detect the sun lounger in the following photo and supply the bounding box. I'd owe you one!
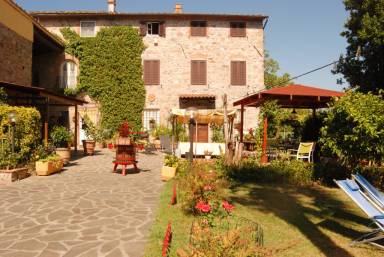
[334,179,384,248]
[353,173,384,210]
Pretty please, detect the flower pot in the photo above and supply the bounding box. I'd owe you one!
[55,147,71,164]
[107,143,114,150]
[82,140,96,155]
[35,160,63,176]
[205,155,212,160]
[161,166,176,181]
[0,167,28,185]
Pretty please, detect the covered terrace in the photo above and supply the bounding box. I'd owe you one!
[233,84,344,163]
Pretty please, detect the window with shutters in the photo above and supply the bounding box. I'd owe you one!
[231,61,246,85]
[60,60,77,88]
[230,22,246,37]
[140,21,166,37]
[191,21,207,36]
[147,22,159,35]
[143,60,160,85]
[191,60,207,85]
[80,21,96,37]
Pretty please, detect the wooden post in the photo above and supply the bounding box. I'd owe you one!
[261,116,268,164]
[44,97,49,146]
[312,108,316,118]
[240,105,244,142]
[74,105,78,152]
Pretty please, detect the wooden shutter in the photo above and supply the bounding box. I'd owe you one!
[191,21,207,36]
[143,60,160,85]
[159,21,166,37]
[231,61,246,85]
[191,60,207,85]
[139,21,147,36]
[230,22,246,37]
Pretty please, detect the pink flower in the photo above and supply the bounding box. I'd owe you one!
[195,201,211,213]
[203,185,213,191]
[222,200,235,212]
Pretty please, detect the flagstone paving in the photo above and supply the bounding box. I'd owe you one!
[0,149,164,257]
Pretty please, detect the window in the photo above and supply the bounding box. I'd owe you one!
[80,21,96,37]
[60,60,77,88]
[147,22,160,35]
[191,60,207,85]
[143,60,160,85]
[230,22,246,37]
[143,109,160,130]
[191,21,207,36]
[231,61,246,85]
[140,21,166,37]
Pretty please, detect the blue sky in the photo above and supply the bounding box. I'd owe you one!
[16,0,349,90]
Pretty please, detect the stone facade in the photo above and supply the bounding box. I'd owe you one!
[0,21,32,86]
[35,14,265,140]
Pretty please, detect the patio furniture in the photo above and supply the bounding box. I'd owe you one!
[334,179,384,249]
[177,142,225,156]
[353,173,384,210]
[289,142,315,162]
[113,122,138,175]
[159,135,172,153]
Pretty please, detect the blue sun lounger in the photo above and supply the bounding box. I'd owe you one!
[334,179,384,248]
[353,173,384,210]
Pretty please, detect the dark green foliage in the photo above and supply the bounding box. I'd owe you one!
[0,105,41,168]
[334,0,384,93]
[356,166,384,191]
[264,51,291,89]
[210,124,225,143]
[320,91,384,167]
[50,126,72,148]
[61,26,146,131]
[0,87,7,105]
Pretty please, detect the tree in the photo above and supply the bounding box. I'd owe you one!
[264,51,291,89]
[334,0,384,93]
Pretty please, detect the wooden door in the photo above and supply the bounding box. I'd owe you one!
[194,124,208,143]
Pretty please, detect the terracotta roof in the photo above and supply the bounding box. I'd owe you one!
[233,84,344,109]
[179,93,216,99]
[30,11,267,21]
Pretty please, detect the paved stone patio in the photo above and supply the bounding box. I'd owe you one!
[0,149,164,257]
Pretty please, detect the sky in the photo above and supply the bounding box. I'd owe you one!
[16,0,349,91]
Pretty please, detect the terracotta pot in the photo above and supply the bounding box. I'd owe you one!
[82,140,96,155]
[55,147,71,164]
[35,160,63,176]
[107,143,114,149]
[0,167,28,184]
[161,166,176,181]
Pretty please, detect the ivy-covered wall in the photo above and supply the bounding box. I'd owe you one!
[61,26,146,131]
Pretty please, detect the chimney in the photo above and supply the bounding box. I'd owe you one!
[108,0,116,13]
[174,3,183,14]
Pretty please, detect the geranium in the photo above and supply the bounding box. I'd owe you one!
[195,201,211,213]
[222,200,235,213]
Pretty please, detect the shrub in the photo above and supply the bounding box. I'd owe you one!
[355,166,384,191]
[0,87,7,104]
[0,105,41,167]
[163,154,179,168]
[211,125,225,143]
[320,91,384,167]
[50,126,72,148]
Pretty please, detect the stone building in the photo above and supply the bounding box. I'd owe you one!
[32,1,268,143]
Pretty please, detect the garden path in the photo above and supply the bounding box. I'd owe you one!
[0,149,164,257]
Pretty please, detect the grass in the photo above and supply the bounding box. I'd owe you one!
[144,181,384,257]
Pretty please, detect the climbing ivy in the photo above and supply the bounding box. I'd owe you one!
[61,26,146,131]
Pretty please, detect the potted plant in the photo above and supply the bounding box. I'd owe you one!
[81,115,97,155]
[204,150,213,160]
[35,154,63,176]
[0,151,28,184]
[50,125,72,164]
[161,154,179,181]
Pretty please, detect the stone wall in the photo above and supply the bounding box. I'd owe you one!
[38,17,265,134]
[0,22,32,86]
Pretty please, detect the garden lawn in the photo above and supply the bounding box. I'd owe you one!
[144,182,384,257]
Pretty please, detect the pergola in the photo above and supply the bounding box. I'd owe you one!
[233,84,344,163]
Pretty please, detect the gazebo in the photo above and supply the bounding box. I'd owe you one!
[233,84,344,163]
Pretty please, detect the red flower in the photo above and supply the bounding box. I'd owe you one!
[195,201,211,213]
[203,185,213,191]
[222,200,235,212]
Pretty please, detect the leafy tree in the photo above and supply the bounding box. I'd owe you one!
[320,91,384,167]
[264,51,292,89]
[0,87,7,105]
[334,0,384,93]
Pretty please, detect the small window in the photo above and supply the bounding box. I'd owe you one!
[61,61,77,88]
[191,21,207,36]
[143,109,160,131]
[143,60,160,85]
[230,22,246,37]
[191,60,207,85]
[231,61,246,85]
[147,22,160,35]
[80,21,96,37]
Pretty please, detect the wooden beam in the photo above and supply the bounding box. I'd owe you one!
[44,97,49,146]
[240,105,244,142]
[261,116,268,164]
[74,105,78,152]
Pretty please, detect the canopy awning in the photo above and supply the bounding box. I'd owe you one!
[233,84,344,109]
[171,108,236,125]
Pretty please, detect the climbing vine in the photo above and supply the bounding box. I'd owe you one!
[61,26,146,131]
